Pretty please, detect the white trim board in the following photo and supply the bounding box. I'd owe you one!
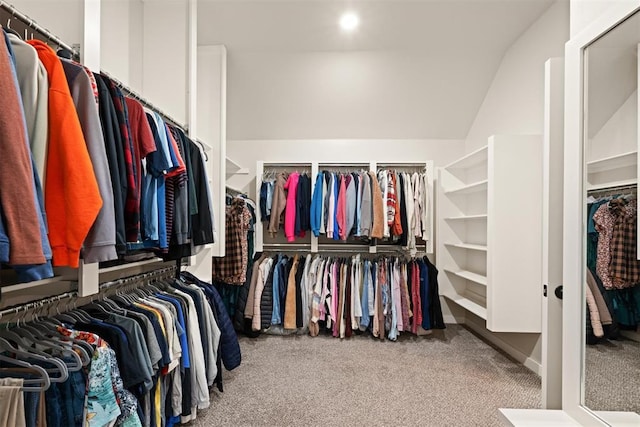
[465,316,542,375]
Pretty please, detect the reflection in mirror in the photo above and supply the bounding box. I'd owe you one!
[584,10,640,416]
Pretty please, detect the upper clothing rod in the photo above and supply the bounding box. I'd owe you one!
[0,290,76,318]
[0,1,78,56]
[0,265,178,317]
[588,183,637,196]
[100,70,188,132]
[377,163,427,168]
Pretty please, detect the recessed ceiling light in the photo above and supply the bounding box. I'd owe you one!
[340,12,359,32]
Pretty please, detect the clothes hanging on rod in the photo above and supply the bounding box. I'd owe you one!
[585,190,640,343]
[0,20,215,283]
[0,269,241,427]
[260,167,431,254]
[0,2,80,59]
[237,252,444,340]
[212,196,257,286]
[261,170,312,241]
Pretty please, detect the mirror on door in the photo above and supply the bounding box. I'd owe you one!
[583,10,640,416]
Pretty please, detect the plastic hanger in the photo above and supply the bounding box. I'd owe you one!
[0,349,51,392]
[4,18,22,38]
[0,335,69,382]
[18,323,90,368]
[7,324,81,374]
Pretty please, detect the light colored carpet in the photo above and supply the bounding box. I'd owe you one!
[585,337,640,413]
[193,325,541,426]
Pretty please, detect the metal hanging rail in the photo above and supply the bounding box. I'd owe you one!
[100,70,188,132]
[587,183,637,198]
[0,265,178,319]
[0,290,76,318]
[0,1,78,56]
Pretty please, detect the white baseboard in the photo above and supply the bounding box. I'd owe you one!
[465,317,542,375]
[443,314,460,324]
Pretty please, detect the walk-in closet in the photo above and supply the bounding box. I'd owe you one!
[0,0,638,426]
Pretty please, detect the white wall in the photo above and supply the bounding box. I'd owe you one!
[465,0,569,152]
[141,0,188,125]
[101,0,131,84]
[570,0,636,37]
[8,0,83,49]
[459,0,569,369]
[588,90,637,161]
[225,50,489,141]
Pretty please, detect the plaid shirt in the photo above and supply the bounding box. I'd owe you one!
[609,198,640,288]
[594,203,615,289]
[105,77,139,243]
[212,199,252,284]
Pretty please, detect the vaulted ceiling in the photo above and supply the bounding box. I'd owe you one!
[197,0,556,140]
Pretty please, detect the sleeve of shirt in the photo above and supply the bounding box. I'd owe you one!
[66,65,118,263]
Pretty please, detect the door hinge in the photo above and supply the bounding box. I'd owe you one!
[543,284,548,297]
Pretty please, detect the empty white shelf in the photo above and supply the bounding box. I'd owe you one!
[587,178,636,191]
[587,151,637,174]
[445,145,488,170]
[226,157,249,176]
[444,214,488,221]
[444,180,488,195]
[445,295,487,319]
[444,268,487,286]
[445,242,488,252]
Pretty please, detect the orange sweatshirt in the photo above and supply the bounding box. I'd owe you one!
[28,40,102,268]
[369,172,384,239]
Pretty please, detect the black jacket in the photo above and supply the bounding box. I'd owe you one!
[180,272,242,371]
[260,256,277,330]
[424,256,446,329]
[94,74,127,255]
[188,139,215,246]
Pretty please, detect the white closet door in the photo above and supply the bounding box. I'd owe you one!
[541,57,564,410]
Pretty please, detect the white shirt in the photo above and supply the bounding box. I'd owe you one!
[174,289,210,414]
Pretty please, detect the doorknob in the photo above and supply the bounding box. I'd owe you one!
[554,285,563,300]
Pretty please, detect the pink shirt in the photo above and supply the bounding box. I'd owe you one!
[283,172,300,242]
[337,175,348,240]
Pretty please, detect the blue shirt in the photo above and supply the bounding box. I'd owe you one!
[310,172,324,237]
[156,294,191,369]
[271,255,284,325]
[360,260,371,329]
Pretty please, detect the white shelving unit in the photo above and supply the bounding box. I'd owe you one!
[445,243,488,252]
[255,160,435,254]
[586,150,637,190]
[437,135,543,333]
[226,156,249,177]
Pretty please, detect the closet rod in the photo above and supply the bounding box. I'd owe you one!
[0,1,78,56]
[0,290,76,318]
[263,163,312,168]
[0,266,178,318]
[263,243,311,249]
[588,183,637,197]
[319,163,370,168]
[99,265,177,292]
[377,163,426,169]
[262,244,424,255]
[226,186,244,196]
[100,70,188,132]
